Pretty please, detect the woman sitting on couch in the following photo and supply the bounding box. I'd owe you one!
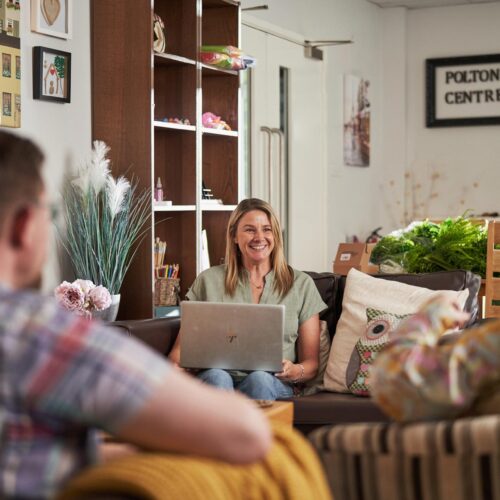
[169,198,327,400]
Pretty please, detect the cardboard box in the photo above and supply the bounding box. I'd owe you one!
[333,243,378,275]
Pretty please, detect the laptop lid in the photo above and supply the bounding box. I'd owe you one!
[180,301,284,372]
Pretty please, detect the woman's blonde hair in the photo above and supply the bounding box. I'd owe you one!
[224,198,294,297]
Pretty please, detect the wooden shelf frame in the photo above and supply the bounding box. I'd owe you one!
[92,0,242,318]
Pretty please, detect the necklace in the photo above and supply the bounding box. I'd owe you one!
[250,280,264,290]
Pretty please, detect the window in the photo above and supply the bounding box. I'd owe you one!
[2,53,11,78]
[3,92,12,116]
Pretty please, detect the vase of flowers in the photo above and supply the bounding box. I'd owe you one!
[55,279,116,320]
[58,141,150,319]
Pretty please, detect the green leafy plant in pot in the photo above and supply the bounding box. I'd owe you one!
[370,217,487,277]
[59,141,150,321]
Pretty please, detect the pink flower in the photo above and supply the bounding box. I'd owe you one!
[88,285,112,311]
[55,281,85,312]
[73,279,95,295]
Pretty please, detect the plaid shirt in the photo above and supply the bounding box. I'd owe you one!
[0,284,170,499]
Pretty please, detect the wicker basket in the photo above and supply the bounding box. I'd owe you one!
[154,278,180,306]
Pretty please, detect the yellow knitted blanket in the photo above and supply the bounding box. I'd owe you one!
[57,424,332,500]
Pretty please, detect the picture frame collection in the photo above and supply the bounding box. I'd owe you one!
[0,0,74,128]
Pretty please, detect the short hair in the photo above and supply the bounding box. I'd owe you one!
[224,198,294,297]
[0,131,45,232]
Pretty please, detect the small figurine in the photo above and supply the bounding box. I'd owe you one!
[155,177,164,202]
[202,112,231,131]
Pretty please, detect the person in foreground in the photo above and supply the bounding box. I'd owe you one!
[0,131,272,499]
[169,198,327,400]
[370,295,500,421]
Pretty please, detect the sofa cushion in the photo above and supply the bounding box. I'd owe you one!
[301,320,329,396]
[304,270,481,344]
[304,271,339,336]
[323,269,470,395]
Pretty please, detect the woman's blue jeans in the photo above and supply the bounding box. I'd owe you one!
[197,369,294,400]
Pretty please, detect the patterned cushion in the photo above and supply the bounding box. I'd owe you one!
[323,268,470,395]
[309,415,500,500]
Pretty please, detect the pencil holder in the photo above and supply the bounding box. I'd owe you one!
[154,277,180,306]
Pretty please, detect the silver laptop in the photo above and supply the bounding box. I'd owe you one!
[180,301,284,372]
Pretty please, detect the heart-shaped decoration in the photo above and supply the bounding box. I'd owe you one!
[49,67,55,75]
[41,0,61,27]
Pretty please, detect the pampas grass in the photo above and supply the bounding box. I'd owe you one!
[60,140,150,294]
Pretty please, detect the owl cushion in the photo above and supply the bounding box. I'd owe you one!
[323,268,470,395]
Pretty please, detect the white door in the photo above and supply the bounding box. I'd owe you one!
[242,19,327,272]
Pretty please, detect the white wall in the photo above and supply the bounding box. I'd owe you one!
[406,3,500,220]
[243,0,404,265]
[246,0,500,268]
[15,0,91,289]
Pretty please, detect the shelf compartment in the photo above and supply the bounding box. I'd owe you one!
[202,134,238,206]
[203,0,240,8]
[154,64,196,125]
[202,211,234,268]
[201,204,237,211]
[155,211,197,299]
[202,1,239,48]
[154,53,196,67]
[202,127,238,137]
[154,204,196,212]
[202,72,239,131]
[155,130,196,205]
[154,120,196,132]
[201,63,239,77]
[155,0,197,61]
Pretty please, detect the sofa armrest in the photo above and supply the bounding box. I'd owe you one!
[110,317,180,356]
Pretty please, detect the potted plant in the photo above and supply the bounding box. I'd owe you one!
[58,141,150,321]
[370,217,488,277]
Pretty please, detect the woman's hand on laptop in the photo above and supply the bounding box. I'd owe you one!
[275,359,298,383]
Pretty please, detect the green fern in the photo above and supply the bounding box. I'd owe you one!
[371,217,487,277]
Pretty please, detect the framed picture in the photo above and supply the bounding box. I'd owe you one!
[33,46,71,103]
[31,0,72,39]
[343,74,371,167]
[426,53,500,127]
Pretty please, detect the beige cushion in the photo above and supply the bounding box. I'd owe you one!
[301,320,329,396]
[323,268,469,395]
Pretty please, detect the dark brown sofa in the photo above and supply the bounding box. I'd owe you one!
[112,269,481,435]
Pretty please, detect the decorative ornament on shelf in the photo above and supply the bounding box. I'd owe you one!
[202,112,231,131]
[54,279,117,321]
[200,45,256,71]
[153,12,166,53]
[58,141,150,319]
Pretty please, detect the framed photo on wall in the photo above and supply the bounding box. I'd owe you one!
[33,46,71,103]
[426,53,500,127]
[31,0,72,39]
[343,74,371,167]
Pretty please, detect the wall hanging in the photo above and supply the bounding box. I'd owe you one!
[33,46,71,103]
[343,74,371,167]
[31,0,72,39]
[426,53,500,127]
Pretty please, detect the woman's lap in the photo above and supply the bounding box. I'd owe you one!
[197,369,293,400]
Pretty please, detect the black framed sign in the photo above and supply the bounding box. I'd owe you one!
[426,53,500,127]
[33,46,71,103]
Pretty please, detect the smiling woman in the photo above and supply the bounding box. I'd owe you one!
[168,198,328,401]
